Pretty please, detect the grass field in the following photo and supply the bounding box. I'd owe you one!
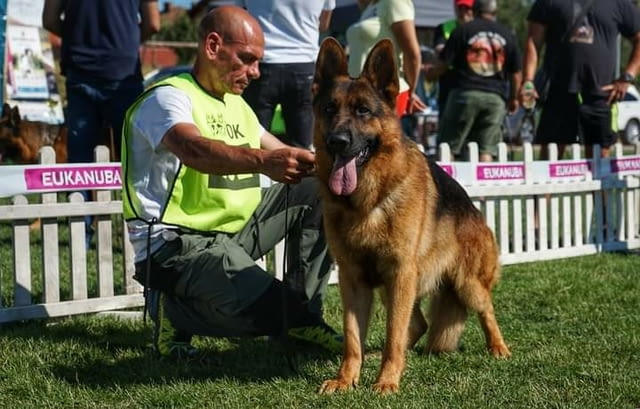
[1,252,639,409]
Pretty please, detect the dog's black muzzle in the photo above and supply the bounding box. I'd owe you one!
[326,131,352,155]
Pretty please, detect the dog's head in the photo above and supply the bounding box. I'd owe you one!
[312,38,402,196]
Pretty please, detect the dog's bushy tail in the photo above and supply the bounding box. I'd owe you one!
[425,284,467,353]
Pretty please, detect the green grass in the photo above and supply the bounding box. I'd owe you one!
[1,253,639,408]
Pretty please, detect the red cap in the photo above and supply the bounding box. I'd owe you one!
[455,0,474,7]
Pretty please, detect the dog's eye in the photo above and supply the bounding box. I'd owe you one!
[355,106,371,116]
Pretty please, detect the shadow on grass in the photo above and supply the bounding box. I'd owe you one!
[2,317,340,387]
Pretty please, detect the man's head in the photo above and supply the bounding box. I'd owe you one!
[454,0,474,24]
[193,6,264,98]
[472,0,497,18]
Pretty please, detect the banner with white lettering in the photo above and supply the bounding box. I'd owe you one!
[0,163,122,197]
[0,155,638,198]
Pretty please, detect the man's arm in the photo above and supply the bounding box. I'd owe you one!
[601,32,640,104]
[319,9,333,33]
[622,32,640,79]
[522,21,545,82]
[42,0,65,37]
[162,123,315,184]
[140,0,161,43]
[509,71,523,114]
[519,21,545,103]
[391,19,427,113]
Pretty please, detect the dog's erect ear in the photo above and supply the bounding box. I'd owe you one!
[10,106,21,127]
[2,103,10,118]
[361,39,399,109]
[312,37,348,97]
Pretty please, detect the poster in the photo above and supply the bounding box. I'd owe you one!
[3,0,64,124]
[6,25,49,100]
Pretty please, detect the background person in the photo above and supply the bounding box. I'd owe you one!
[431,0,475,125]
[121,6,341,359]
[42,0,160,247]
[428,0,522,162]
[521,0,640,159]
[346,0,427,117]
[239,0,335,149]
[42,0,160,162]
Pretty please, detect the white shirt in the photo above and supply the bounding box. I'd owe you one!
[237,0,336,63]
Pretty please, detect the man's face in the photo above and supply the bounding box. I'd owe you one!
[216,37,263,95]
[455,5,473,23]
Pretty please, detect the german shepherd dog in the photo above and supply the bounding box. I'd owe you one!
[312,38,511,394]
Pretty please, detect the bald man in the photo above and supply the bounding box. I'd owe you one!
[121,6,341,359]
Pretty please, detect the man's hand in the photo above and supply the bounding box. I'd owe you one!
[602,81,631,105]
[262,148,316,184]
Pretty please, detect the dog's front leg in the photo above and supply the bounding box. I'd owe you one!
[319,275,373,394]
[373,272,417,394]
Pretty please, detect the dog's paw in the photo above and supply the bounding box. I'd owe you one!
[489,342,511,358]
[372,381,399,394]
[318,379,355,394]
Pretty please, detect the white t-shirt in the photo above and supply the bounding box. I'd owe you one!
[237,0,336,63]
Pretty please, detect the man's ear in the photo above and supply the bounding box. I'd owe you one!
[312,37,348,97]
[204,31,223,58]
[360,39,399,109]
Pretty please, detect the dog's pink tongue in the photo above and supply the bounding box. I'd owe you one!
[329,156,357,196]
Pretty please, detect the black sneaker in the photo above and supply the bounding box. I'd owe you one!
[150,291,199,360]
[288,322,343,353]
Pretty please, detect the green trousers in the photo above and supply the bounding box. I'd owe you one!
[137,177,333,337]
[438,88,506,159]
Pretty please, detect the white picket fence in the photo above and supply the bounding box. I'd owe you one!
[0,142,639,324]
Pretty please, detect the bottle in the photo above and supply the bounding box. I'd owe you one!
[521,80,536,111]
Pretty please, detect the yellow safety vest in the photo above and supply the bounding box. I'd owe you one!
[122,73,262,233]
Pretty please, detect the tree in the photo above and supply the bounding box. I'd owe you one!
[496,0,530,46]
[155,13,198,64]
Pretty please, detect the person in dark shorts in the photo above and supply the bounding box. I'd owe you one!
[431,0,474,125]
[521,0,640,159]
[428,0,522,161]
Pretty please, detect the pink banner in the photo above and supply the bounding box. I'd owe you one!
[610,157,640,173]
[24,166,122,191]
[438,164,454,176]
[548,161,591,178]
[476,164,524,181]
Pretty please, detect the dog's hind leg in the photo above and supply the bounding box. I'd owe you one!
[425,284,467,354]
[407,302,427,349]
[456,275,511,358]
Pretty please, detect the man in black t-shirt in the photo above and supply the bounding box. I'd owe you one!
[428,0,522,161]
[521,0,640,159]
[431,0,475,123]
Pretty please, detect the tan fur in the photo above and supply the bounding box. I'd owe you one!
[0,103,67,164]
[313,38,510,395]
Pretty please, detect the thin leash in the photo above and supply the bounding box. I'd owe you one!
[281,183,299,373]
[143,217,158,325]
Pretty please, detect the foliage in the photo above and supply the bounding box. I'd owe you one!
[496,0,531,46]
[155,13,198,64]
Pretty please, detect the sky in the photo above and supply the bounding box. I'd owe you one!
[159,0,196,9]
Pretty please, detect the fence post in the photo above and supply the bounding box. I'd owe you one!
[523,143,536,252]
[40,146,61,303]
[94,146,115,297]
[69,192,88,300]
[12,194,32,306]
